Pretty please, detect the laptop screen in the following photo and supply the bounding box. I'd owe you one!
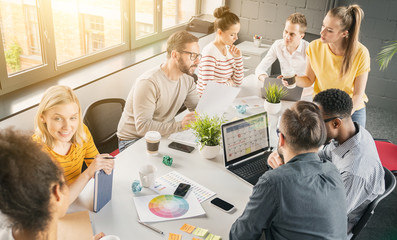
[222,112,270,166]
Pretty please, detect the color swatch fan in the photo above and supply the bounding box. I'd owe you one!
[134,194,205,222]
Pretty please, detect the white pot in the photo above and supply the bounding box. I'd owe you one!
[199,144,220,159]
[264,100,281,115]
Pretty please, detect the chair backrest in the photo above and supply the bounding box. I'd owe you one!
[83,98,125,154]
[375,140,397,173]
[351,167,396,239]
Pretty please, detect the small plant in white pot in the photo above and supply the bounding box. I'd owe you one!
[188,114,225,159]
[263,83,287,115]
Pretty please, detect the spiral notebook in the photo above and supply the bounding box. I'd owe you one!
[93,170,113,212]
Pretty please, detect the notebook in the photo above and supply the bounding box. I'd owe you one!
[261,77,303,101]
[93,169,113,212]
[221,111,272,185]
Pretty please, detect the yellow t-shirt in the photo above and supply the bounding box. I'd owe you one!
[307,39,370,110]
[33,125,99,184]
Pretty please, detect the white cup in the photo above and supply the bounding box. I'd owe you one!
[101,235,120,240]
[139,164,156,188]
[144,131,161,156]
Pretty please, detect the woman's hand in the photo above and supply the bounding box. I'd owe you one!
[93,232,105,240]
[277,75,289,87]
[229,44,242,58]
[86,154,115,177]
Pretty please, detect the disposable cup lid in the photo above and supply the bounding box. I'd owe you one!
[145,131,161,141]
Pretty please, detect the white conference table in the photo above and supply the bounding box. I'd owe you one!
[69,74,304,239]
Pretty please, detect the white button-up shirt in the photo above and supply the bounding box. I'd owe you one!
[255,39,309,78]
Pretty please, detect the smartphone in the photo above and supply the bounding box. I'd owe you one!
[174,183,191,197]
[210,197,235,212]
[168,142,195,153]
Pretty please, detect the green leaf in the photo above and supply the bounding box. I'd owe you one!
[377,41,397,71]
[187,114,225,146]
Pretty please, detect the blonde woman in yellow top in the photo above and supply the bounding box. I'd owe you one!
[33,85,114,205]
[290,5,369,127]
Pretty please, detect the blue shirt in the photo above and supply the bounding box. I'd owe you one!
[230,152,347,240]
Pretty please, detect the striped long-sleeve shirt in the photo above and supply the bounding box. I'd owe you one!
[197,42,244,95]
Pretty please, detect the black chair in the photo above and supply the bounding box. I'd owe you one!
[351,167,396,239]
[83,98,125,154]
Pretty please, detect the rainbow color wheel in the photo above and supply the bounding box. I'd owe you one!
[148,195,189,218]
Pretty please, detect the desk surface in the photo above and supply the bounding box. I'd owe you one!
[69,75,303,239]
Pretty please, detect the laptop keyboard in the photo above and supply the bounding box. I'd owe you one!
[233,156,269,180]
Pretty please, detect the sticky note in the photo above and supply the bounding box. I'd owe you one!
[168,233,182,240]
[192,238,201,240]
[205,233,222,240]
[192,227,209,237]
[180,223,196,233]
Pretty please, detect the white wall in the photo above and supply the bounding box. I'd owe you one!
[0,34,214,131]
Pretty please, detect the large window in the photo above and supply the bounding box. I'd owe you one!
[0,0,200,95]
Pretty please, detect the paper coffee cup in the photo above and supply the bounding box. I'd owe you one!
[284,75,296,89]
[139,164,156,188]
[101,235,120,240]
[144,131,161,155]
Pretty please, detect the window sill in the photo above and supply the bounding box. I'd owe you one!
[0,32,207,122]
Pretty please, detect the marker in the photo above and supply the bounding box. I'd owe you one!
[137,220,164,235]
[84,156,115,160]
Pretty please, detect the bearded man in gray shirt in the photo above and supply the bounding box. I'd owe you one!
[117,31,201,151]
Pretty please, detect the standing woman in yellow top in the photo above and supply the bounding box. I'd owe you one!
[292,5,369,127]
[33,85,114,205]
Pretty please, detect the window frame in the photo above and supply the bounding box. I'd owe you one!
[0,0,200,95]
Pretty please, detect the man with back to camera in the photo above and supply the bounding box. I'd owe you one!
[230,101,347,240]
[117,31,200,152]
[314,89,385,236]
[255,12,312,97]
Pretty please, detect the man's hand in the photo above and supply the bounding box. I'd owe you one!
[181,112,196,129]
[258,74,268,81]
[267,151,284,169]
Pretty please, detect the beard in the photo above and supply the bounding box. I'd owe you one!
[178,57,197,76]
[277,147,285,165]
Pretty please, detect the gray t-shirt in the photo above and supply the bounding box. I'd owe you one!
[117,65,199,140]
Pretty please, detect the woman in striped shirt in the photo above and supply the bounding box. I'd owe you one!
[33,85,114,205]
[197,6,244,95]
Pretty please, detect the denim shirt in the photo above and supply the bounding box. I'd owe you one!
[230,152,347,240]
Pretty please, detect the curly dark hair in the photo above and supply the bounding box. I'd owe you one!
[0,128,64,234]
[313,89,353,118]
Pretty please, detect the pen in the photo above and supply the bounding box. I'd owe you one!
[137,220,164,235]
[84,156,115,159]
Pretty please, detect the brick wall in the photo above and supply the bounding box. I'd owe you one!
[226,0,328,43]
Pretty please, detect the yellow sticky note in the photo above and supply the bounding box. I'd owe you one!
[168,233,182,240]
[192,227,209,237]
[192,238,201,240]
[180,223,196,233]
[205,233,222,240]
[245,147,251,154]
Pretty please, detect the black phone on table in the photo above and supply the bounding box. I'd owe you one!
[210,197,235,212]
[174,183,191,197]
[168,141,195,153]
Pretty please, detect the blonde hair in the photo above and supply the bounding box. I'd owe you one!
[329,4,364,78]
[287,12,307,33]
[213,6,240,32]
[34,85,86,148]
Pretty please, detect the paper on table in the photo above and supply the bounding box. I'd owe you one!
[58,211,93,240]
[233,96,264,109]
[168,129,197,146]
[133,194,206,222]
[196,81,241,117]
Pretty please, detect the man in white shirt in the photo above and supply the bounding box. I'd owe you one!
[255,13,311,96]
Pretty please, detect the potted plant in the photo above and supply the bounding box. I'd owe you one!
[263,83,287,115]
[188,114,225,159]
[377,40,397,70]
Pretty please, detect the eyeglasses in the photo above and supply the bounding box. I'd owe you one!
[180,51,202,61]
[323,116,344,123]
[276,128,284,138]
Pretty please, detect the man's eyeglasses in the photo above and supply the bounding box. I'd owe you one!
[180,51,202,61]
[323,116,344,123]
[276,128,284,138]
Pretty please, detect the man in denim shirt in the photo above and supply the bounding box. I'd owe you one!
[231,101,347,240]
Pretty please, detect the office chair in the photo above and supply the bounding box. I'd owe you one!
[83,98,125,155]
[374,139,397,174]
[350,167,396,239]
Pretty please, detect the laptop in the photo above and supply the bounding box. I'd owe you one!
[261,77,303,101]
[221,111,272,185]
